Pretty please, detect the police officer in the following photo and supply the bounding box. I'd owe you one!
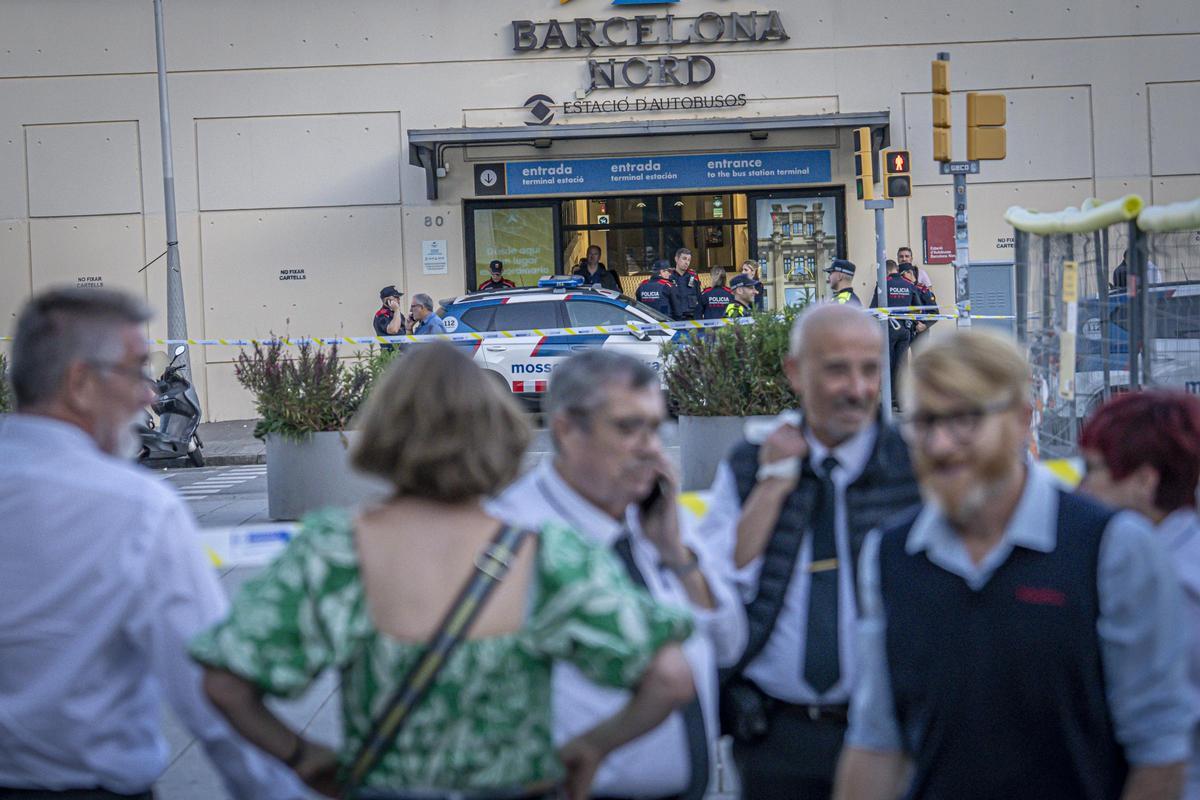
[700,267,735,319]
[636,260,677,318]
[740,260,766,311]
[478,259,516,291]
[896,246,932,286]
[669,247,703,320]
[824,259,861,306]
[725,274,757,318]
[871,260,921,406]
[900,262,937,339]
[374,285,405,353]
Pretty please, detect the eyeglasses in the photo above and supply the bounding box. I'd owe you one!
[89,360,156,388]
[592,412,667,440]
[901,400,1013,445]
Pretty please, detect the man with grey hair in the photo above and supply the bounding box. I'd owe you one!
[0,288,306,799]
[408,292,447,335]
[702,303,921,800]
[490,349,747,800]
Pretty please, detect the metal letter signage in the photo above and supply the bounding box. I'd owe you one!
[510,10,789,96]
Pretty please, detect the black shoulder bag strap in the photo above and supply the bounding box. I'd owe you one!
[341,523,534,797]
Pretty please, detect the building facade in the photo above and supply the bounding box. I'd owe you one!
[0,0,1197,419]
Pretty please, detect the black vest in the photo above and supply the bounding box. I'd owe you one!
[723,423,921,679]
[878,491,1127,800]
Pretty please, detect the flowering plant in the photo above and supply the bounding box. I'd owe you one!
[661,307,800,417]
[0,353,10,414]
[234,339,372,441]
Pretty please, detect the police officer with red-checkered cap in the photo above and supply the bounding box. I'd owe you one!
[374,285,405,352]
[479,260,516,291]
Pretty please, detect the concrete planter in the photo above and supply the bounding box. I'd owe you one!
[266,431,390,521]
[678,415,775,491]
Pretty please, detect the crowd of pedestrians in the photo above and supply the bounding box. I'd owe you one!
[2,286,1199,800]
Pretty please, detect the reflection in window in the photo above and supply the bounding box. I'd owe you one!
[492,302,560,331]
[566,299,639,328]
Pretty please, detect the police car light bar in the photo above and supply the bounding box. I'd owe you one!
[537,276,584,290]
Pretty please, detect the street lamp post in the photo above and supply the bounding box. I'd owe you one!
[152,0,190,373]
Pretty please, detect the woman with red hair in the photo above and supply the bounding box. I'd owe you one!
[1079,389,1200,799]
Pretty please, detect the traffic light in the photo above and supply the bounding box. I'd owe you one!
[967,92,1007,160]
[882,149,911,199]
[931,57,952,162]
[852,126,875,201]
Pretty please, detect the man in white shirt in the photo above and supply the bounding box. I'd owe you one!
[703,304,921,799]
[490,350,747,800]
[0,288,306,799]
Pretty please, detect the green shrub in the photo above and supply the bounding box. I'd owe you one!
[234,339,372,441]
[362,345,403,386]
[0,353,10,414]
[661,309,801,417]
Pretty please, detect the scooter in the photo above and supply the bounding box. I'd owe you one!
[138,345,205,467]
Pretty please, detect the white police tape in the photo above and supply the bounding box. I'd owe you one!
[0,308,1014,347]
[198,523,297,568]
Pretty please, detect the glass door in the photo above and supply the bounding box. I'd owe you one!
[560,192,751,296]
[749,190,846,310]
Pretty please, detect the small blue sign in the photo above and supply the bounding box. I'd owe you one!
[504,150,832,196]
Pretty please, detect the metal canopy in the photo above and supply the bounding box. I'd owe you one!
[407,111,891,200]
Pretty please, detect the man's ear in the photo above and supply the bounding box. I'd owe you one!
[1130,463,1162,504]
[1016,401,1034,430]
[783,354,802,389]
[59,359,96,417]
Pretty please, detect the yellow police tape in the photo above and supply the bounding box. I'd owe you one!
[1042,457,1084,488]
[0,308,1013,347]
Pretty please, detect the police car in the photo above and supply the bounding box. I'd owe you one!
[437,276,676,398]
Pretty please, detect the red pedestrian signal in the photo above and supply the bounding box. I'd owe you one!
[882,149,912,199]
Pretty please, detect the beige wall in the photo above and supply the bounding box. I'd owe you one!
[1,0,1197,418]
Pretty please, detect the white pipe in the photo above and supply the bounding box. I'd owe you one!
[1004,194,1144,235]
[1137,198,1200,233]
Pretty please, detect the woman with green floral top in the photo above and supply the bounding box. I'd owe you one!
[190,343,695,800]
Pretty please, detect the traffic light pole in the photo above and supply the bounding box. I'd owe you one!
[866,198,895,422]
[941,160,979,328]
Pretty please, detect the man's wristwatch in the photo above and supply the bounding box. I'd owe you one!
[661,549,701,578]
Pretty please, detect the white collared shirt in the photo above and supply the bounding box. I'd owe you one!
[705,419,878,705]
[488,459,747,798]
[1159,508,1200,799]
[0,414,306,798]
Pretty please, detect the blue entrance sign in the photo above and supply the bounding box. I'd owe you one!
[504,150,832,195]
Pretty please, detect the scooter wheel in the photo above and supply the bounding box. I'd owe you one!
[188,443,206,468]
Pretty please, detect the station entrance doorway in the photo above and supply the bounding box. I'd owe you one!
[465,186,846,309]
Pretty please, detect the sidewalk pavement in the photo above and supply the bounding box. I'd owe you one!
[198,419,264,466]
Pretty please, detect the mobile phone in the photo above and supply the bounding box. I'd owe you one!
[639,477,668,515]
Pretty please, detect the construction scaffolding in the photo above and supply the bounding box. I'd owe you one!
[1009,197,1200,459]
